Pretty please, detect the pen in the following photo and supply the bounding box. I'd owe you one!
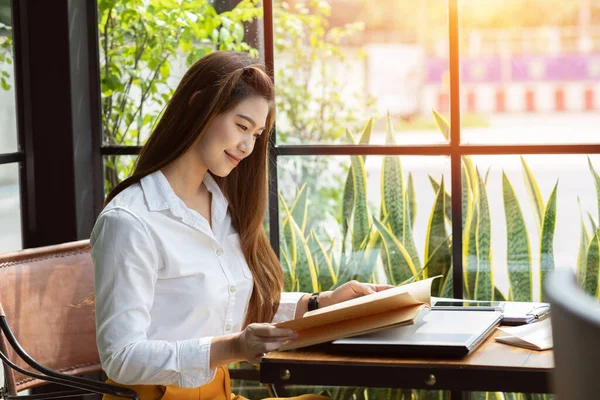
[527,305,550,320]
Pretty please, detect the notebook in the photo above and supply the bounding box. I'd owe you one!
[329,309,502,358]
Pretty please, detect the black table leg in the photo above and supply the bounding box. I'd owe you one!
[450,391,472,400]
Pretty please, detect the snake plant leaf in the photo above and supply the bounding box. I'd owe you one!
[279,192,296,266]
[397,235,452,287]
[310,231,337,290]
[540,181,558,302]
[462,158,472,231]
[402,204,422,271]
[494,286,508,302]
[461,159,476,298]
[341,129,358,257]
[381,113,405,241]
[350,151,371,252]
[577,198,590,285]
[363,230,383,284]
[279,195,299,264]
[291,183,309,235]
[373,217,417,285]
[475,169,493,300]
[287,216,319,293]
[587,211,598,234]
[521,156,544,236]
[337,227,378,285]
[502,171,533,302]
[280,195,319,292]
[325,237,339,286]
[463,172,478,299]
[440,268,453,298]
[424,178,451,296]
[402,177,421,270]
[341,121,373,256]
[432,109,450,142]
[280,246,295,292]
[585,230,600,298]
[433,109,480,200]
[428,174,452,224]
[358,118,374,147]
[406,173,417,231]
[588,157,600,225]
[307,230,320,277]
[484,166,491,186]
[464,156,479,198]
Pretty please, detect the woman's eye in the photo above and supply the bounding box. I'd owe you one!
[237,124,248,131]
[253,133,261,139]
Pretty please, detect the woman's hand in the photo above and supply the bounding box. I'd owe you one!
[236,323,297,365]
[318,280,394,309]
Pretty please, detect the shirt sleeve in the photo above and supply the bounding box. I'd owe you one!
[272,291,307,323]
[92,207,217,388]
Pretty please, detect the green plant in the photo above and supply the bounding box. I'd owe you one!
[432,112,561,400]
[98,0,262,191]
[280,110,572,399]
[278,111,455,394]
[575,158,600,299]
[0,21,12,91]
[431,111,559,304]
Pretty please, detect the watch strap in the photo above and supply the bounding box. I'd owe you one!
[307,291,321,312]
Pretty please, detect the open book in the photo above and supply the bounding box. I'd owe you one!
[275,276,439,351]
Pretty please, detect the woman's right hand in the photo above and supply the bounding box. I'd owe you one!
[236,323,298,365]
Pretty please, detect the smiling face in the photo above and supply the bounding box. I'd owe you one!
[192,95,270,177]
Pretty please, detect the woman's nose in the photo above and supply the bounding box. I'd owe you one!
[238,137,254,155]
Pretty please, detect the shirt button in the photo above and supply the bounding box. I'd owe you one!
[216,248,223,256]
[229,286,236,293]
[225,324,232,331]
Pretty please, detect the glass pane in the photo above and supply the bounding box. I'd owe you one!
[98,0,262,146]
[274,0,450,145]
[459,0,600,144]
[0,0,18,154]
[278,153,451,295]
[463,154,600,303]
[0,162,22,252]
[103,155,137,196]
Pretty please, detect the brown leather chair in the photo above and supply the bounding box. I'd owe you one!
[0,240,138,399]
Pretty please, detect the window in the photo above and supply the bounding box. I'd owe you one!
[0,0,22,253]
[99,0,600,397]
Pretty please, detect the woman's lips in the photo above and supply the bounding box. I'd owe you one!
[225,151,241,166]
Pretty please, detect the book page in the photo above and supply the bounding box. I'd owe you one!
[276,276,439,331]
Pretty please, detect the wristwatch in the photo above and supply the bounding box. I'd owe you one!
[307,292,321,312]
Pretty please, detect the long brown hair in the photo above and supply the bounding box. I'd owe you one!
[104,51,283,327]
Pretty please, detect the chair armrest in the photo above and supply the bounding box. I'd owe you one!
[0,316,139,399]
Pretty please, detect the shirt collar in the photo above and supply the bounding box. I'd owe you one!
[140,170,229,225]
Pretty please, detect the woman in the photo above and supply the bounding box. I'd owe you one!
[92,51,391,400]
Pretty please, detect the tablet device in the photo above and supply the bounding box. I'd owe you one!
[433,300,504,312]
[329,309,502,358]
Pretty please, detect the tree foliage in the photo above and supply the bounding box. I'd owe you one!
[98,0,262,189]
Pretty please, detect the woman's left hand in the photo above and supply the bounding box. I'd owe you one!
[318,280,394,309]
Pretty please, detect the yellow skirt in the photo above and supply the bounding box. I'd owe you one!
[102,365,329,400]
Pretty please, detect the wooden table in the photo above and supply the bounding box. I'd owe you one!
[260,331,554,398]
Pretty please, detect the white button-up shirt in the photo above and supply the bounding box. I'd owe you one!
[91,170,305,388]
